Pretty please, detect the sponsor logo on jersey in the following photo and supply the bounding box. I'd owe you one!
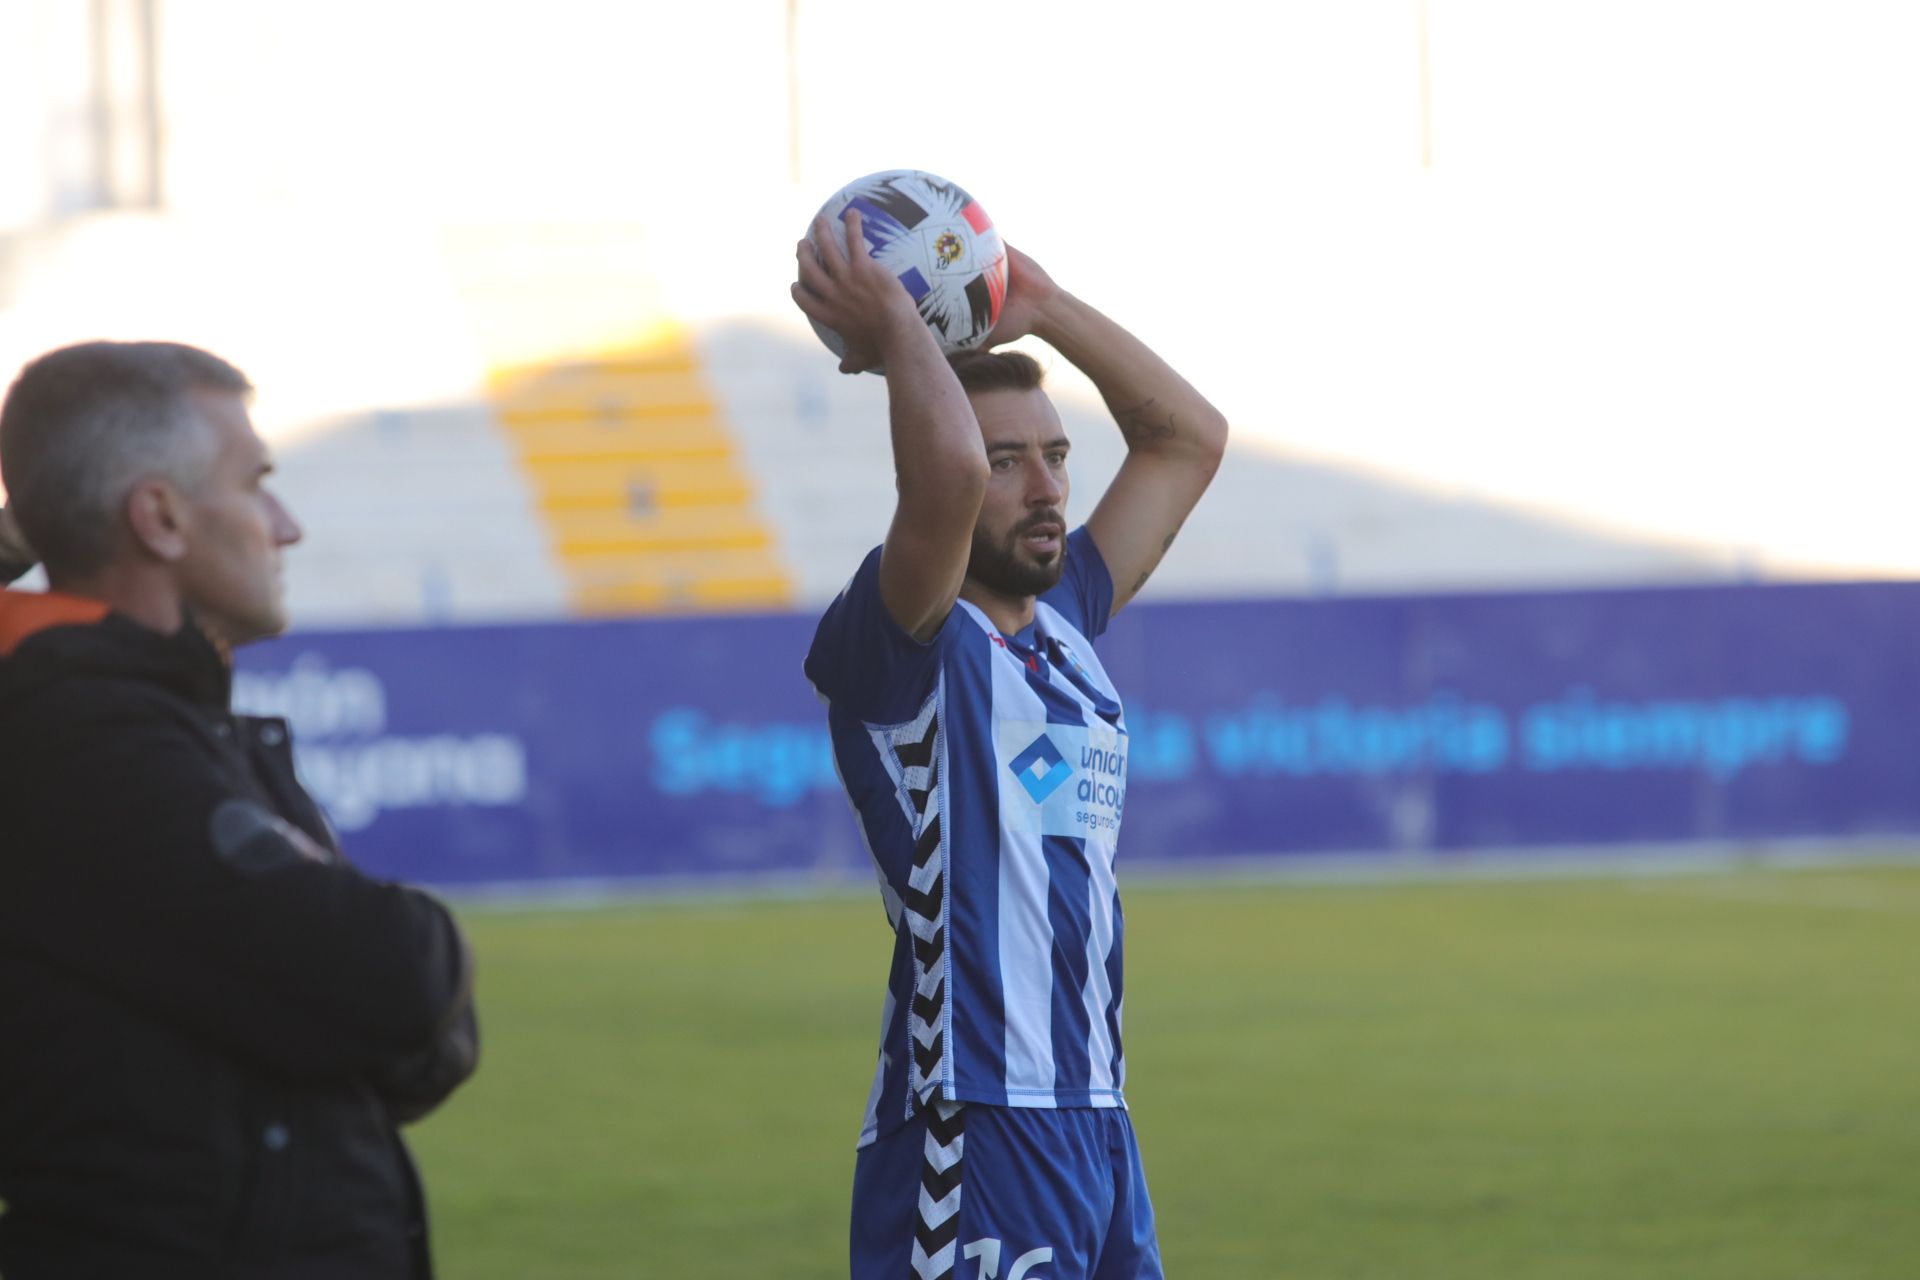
[1007,732,1073,803]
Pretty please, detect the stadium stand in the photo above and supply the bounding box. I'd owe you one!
[0,223,1733,629]
[697,321,1734,607]
[490,343,791,614]
[264,403,564,627]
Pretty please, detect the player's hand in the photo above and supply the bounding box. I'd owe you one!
[791,211,928,374]
[981,243,1062,349]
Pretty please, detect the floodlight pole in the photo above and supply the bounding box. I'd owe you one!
[786,0,802,186]
[88,0,163,209]
[1418,0,1434,169]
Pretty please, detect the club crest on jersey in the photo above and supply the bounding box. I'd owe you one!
[1007,733,1072,803]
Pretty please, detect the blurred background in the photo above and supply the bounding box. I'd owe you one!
[2,2,1917,1276]
[5,0,1916,882]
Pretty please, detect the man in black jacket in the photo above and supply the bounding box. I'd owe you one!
[0,341,478,1278]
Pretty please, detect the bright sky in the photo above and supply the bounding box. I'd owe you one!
[6,0,1917,576]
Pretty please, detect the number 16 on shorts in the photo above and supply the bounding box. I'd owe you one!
[964,1238,1054,1280]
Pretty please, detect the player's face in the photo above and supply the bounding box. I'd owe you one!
[966,387,1071,601]
[172,390,303,647]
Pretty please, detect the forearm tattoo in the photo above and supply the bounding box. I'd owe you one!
[1127,531,1181,600]
[1112,396,1177,445]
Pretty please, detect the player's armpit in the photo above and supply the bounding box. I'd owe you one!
[878,514,975,641]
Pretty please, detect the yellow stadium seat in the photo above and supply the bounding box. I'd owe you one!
[490,336,792,615]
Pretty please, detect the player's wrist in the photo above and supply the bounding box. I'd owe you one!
[870,302,938,359]
[1025,288,1083,347]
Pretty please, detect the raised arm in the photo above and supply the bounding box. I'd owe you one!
[793,212,989,641]
[995,248,1229,617]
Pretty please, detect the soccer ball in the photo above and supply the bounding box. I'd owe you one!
[805,169,1008,365]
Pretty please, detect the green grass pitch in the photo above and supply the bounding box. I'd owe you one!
[409,860,1920,1278]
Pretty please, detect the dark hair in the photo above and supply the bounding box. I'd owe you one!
[0,341,251,576]
[948,348,1046,397]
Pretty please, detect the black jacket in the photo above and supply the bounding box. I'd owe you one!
[0,590,478,1278]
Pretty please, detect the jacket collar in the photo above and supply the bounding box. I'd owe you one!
[0,588,232,710]
[0,589,110,658]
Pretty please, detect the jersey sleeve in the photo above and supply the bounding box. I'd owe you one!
[1040,525,1117,641]
[804,544,947,724]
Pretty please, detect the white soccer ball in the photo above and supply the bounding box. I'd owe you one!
[805,169,1008,364]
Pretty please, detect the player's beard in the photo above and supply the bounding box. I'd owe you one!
[967,511,1066,599]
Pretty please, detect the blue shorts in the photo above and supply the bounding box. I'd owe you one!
[850,1102,1162,1280]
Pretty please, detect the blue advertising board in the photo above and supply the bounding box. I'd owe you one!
[233,581,1920,889]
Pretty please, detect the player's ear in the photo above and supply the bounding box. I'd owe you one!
[125,477,190,563]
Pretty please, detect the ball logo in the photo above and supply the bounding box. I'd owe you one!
[927,223,974,274]
[1008,733,1073,804]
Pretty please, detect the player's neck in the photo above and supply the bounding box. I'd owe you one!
[958,578,1036,637]
[48,559,185,637]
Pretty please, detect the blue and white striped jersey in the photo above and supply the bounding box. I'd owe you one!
[805,527,1130,1148]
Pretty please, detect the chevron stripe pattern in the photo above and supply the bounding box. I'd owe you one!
[886,704,949,1103]
[911,1100,966,1280]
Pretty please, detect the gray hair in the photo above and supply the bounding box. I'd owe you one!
[0,341,252,576]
